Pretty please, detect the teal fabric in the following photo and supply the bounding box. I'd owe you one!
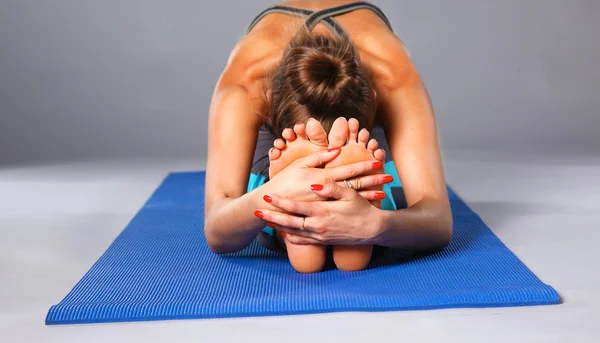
[248,161,401,235]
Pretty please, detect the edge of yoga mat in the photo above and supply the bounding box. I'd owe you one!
[45,172,560,325]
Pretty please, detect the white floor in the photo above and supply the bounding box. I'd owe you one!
[1,151,599,342]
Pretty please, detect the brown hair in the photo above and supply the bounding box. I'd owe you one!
[266,28,377,137]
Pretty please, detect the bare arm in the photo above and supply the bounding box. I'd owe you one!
[375,40,453,250]
[204,84,269,253]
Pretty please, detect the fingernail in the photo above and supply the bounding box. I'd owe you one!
[327,147,340,152]
[372,161,383,169]
[374,192,386,199]
[311,184,324,191]
[296,122,303,126]
[383,175,394,183]
[263,195,272,203]
[266,222,275,228]
[254,210,264,219]
[280,231,287,238]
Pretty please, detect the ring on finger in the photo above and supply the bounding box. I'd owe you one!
[343,179,353,189]
[352,177,361,190]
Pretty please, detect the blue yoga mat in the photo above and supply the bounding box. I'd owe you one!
[46,172,559,325]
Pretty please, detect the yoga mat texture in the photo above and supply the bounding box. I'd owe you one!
[46,172,559,325]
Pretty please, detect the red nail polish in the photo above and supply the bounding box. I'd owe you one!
[254,210,264,219]
[374,192,386,199]
[266,222,275,228]
[372,161,383,169]
[383,175,394,183]
[311,184,324,191]
[263,195,272,203]
[327,147,340,152]
[280,231,287,238]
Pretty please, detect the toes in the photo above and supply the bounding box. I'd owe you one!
[294,122,307,140]
[306,118,328,147]
[358,128,370,147]
[348,118,359,143]
[274,138,286,150]
[269,147,282,161]
[367,138,379,154]
[328,117,349,148]
[374,148,386,162]
[282,128,296,143]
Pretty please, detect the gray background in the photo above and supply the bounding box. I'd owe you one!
[2,2,600,342]
[1,0,598,164]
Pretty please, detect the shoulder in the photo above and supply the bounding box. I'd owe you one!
[218,33,283,90]
[355,30,422,91]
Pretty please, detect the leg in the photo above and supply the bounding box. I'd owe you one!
[325,118,386,271]
[268,119,328,273]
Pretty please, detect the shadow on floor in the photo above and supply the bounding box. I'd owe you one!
[467,201,567,231]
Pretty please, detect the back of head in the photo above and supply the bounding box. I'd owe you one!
[268,28,377,136]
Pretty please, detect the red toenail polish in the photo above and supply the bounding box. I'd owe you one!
[383,175,394,183]
[372,161,383,169]
[311,184,324,191]
[327,147,340,152]
[254,210,264,219]
[263,195,272,203]
[374,192,386,199]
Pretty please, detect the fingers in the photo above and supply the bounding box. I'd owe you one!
[297,147,341,168]
[281,232,323,245]
[255,209,305,230]
[262,195,314,216]
[328,159,384,181]
[265,222,320,242]
[310,182,353,200]
[338,174,394,190]
[357,190,387,201]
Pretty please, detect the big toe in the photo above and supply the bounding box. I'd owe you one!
[306,118,328,147]
[328,117,349,148]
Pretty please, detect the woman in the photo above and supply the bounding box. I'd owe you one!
[205,1,452,273]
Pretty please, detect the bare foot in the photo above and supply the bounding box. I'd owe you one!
[325,117,386,271]
[268,118,328,179]
[268,118,329,273]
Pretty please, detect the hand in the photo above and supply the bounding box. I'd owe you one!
[256,182,385,245]
[262,148,393,203]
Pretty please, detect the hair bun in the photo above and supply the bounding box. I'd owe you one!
[287,38,361,112]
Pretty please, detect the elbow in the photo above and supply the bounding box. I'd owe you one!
[204,222,233,255]
[206,235,229,255]
[434,214,453,249]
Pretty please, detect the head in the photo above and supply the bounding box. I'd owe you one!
[266,28,377,137]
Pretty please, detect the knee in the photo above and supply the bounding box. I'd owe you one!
[333,245,373,272]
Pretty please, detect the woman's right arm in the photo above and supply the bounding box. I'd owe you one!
[204,83,269,254]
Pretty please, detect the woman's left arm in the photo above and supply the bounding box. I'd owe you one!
[370,43,453,250]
